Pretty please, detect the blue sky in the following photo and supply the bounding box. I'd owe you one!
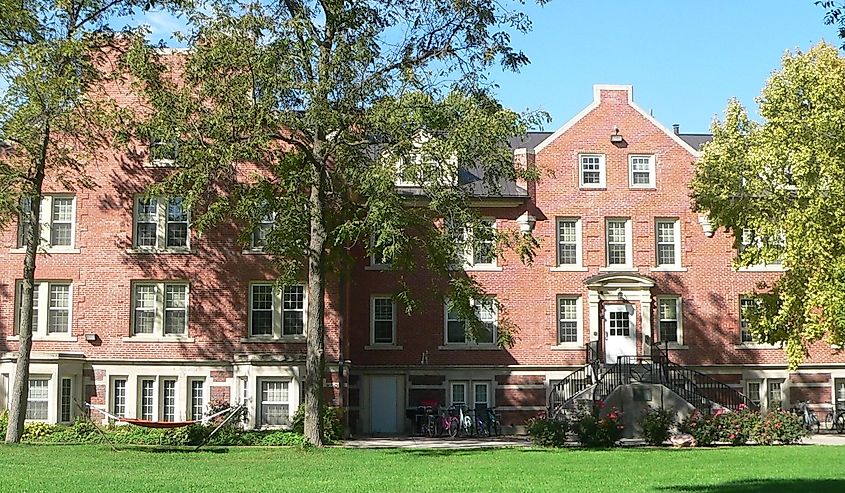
[125,1,840,133]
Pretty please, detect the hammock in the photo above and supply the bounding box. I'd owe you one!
[84,402,239,429]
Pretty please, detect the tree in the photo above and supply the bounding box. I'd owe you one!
[0,0,179,443]
[122,0,547,446]
[691,42,845,369]
[817,1,845,47]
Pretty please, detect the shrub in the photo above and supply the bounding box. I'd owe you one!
[22,422,58,441]
[717,407,761,445]
[755,409,807,445]
[638,407,674,446]
[0,411,7,437]
[292,404,344,443]
[573,407,624,448]
[526,413,570,447]
[678,411,720,447]
[70,417,100,442]
[260,431,306,447]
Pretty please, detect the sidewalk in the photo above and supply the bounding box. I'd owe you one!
[344,436,531,449]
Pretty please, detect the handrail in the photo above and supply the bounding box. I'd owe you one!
[548,363,593,419]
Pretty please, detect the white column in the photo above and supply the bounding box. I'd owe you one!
[588,291,601,343]
[640,297,652,356]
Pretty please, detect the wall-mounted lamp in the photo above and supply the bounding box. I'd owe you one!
[698,214,715,237]
[84,333,98,342]
[610,127,624,143]
[516,211,536,234]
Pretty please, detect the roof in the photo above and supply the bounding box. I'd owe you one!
[678,133,712,150]
[508,132,553,151]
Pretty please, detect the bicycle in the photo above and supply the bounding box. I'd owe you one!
[431,406,458,438]
[823,407,845,433]
[486,407,502,436]
[792,401,820,434]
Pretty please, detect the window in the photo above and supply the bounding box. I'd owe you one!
[162,379,176,422]
[466,219,496,268]
[60,378,72,423]
[746,381,762,408]
[369,233,390,267]
[250,213,275,250]
[140,379,155,420]
[17,195,76,250]
[26,379,49,421]
[655,219,680,267]
[657,297,682,344]
[260,380,290,426]
[629,155,655,187]
[371,297,395,345]
[450,382,467,407]
[557,296,581,345]
[768,380,783,410]
[249,283,306,338]
[608,310,630,336]
[190,380,205,421]
[556,218,582,267]
[112,378,127,418]
[445,298,497,345]
[131,282,189,337]
[149,134,179,166]
[738,229,785,269]
[605,219,631,267]
[739,296,756,343]
[835,379,845,411]
[133,196,190,250]
[16,281,72,336]
[473,382,490,409]
[579,154,605,188]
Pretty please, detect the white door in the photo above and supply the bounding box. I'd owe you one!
[604,304,637,364]
[370,375,399,434]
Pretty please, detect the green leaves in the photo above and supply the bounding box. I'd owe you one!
[692,43,845,368]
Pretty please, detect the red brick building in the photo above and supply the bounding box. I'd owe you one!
[1,84,842,433]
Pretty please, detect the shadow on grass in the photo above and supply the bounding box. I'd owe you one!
[118,445,230,454]
[383,447,507,457]
[659,479,845,493]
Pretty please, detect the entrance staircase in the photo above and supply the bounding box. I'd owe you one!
[548,342,757,419]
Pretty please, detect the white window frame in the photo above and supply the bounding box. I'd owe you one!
[161,378,177,422]
[111,377,127,419]
[188,378,206,421]
[746,380,762,408]
[259,379,291,428]
[443,298,498,346]
[130,281,189,338]
[555,218,583,268]
[736,228,786,271]
[473,382,491,409]
[465,218,497,269]
[654,218,681,268]
[247,283,307,339]
[139,377,156,420]
[628,154,656,188]
[556,295,583,346]
[249,213,276,251]
[767,379,784,410]
[370,296,396,345]
[450,381,468,407]
[739,296,756,344]
[15,281,73,337]
[605,218,632,268]
[368,233,391,268]
[656,296,683,346]
[25,378,50,421]
[148,134,179,167]
[579,154,606,188]
[834,378,845,411]
[17,195,77,251]
[132,195,191,252]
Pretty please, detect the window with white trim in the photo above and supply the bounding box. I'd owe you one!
[473,382,490,409]
[466,219,496,268]
[557,296,582,345]
[250,213,275,250]
[26,379,49,421]
[140,378,155,420]
[657,296,682,344]
[556,218,582,267]
[371,296,395,345]
[768,380,784,409]
[18,195,76,250]
[133,196,190,250]
[605,218,631,267]
[629,155,655,187]
[746,381,761,408]
[739,296,756,343]
[131,282,189,337]
[60,378,72,423]
[738,228,785,269]
[445,298,497,345]
[655,219,680,267]
[260,380,290,426]
[162,379,176,422]
[248,283,306,338]
[112,378,127,418]
[579,154,605,188]
[450,382,467,407]
[149,134,179,166]
[190,379,205,421]
[15,281,72,336]
[369,233,390,267]
[834,379,845,411]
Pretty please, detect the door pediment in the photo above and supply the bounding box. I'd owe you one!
[585,272,655,290]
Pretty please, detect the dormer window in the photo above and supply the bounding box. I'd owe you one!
[629,155,655,188]
[579,154,605,188]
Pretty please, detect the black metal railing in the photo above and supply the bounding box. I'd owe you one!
[548,364,593,419]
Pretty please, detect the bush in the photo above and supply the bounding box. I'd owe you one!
[0,411,7,437]
[526,413,570,447]
[638,407,674,446]
[292,404,344,443]
[717,407,761,445]
[22,422,58,441]
[260,431,306,447]
[755,409,807,445]
[678,411,720,447]
[573,406,624,448]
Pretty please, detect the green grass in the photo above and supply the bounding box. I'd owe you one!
[1,444,844,492]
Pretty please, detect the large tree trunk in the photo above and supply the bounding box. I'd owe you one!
[6,124,48,443]
[304,176,327,447]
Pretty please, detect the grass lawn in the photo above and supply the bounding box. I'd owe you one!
[1,444,844,492]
